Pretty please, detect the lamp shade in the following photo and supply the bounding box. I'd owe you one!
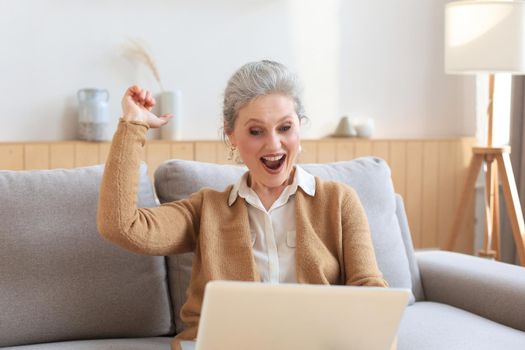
[445,0,525,74]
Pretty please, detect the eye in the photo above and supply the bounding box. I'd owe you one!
[279,125,292,132]
[249,128,263,136]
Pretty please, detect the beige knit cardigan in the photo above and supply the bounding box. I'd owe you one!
[97,120,388,350]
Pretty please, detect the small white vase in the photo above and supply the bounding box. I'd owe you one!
[160,90,182,140]
[355,118,374,138]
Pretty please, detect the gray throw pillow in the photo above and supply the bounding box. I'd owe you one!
[154,157,415,332]
[0,163,174,347]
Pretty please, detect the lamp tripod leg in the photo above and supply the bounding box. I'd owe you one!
[479,156,496,258]
[492,162,501,260]
[496,153,525,266]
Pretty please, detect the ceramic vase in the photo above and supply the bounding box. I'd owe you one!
[160,90,182,140]
[355,118,374,138]
[77,88,109,141]
[333,116,357,137]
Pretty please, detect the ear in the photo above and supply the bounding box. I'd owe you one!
[225,127,236,147]
[228,136,237,148]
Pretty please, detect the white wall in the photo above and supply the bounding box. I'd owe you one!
[0,0,475,141]
[339,0,475,139]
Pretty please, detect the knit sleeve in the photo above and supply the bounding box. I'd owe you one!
[97,119,200,256]
[341,186,388,287]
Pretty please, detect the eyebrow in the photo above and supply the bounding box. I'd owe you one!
[243,115,294,127]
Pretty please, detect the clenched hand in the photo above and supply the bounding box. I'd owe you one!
[121,85,173,128]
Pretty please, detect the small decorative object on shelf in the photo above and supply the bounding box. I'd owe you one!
[355,118,375,138]
[160,90,182,140]
[333,116,356,137]
[77,88,109,141]
[123,39,182,140]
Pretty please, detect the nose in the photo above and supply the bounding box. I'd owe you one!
[266,130,282,151]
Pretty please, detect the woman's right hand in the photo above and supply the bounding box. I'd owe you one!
[121,85,173,128]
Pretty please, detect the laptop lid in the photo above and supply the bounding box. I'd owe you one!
[192,281,410,350]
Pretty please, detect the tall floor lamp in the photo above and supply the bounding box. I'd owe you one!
[444,0,525,266]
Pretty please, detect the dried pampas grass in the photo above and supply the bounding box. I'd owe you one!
[123,38,164,91]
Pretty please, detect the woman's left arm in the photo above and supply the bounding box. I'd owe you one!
[342,187,388,287]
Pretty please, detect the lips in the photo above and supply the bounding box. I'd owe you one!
[260,154,286,172]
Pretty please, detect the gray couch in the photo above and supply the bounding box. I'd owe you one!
[1,157,524,349]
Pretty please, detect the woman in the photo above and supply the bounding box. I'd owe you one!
[97,60,387,350]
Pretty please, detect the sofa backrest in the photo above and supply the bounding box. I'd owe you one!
[0,163,174,347]
[154,157,421,333]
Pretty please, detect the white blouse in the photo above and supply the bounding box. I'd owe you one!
[228,166,316,283]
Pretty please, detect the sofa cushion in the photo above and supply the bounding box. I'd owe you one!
[0,163,173,348]
[154,157,415,332]
[0,337,172,350]
[398,302,525,350]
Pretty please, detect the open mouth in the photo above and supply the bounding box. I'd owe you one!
[260,154,286,173]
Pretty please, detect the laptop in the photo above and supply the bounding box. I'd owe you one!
[180,281,410,350]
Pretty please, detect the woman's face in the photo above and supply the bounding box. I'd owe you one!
[227,93,301,190]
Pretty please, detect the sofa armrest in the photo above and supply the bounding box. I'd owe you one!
[416,250,525,332]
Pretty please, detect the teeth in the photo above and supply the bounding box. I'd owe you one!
[262,155,284,161]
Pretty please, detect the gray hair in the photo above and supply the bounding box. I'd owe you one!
[222,60,306,136]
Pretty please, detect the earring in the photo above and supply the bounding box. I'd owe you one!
[227,145,243,164]
[228,145,237,161]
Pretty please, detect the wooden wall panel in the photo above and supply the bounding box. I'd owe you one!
[24,144,49,170]
[336,142,355,161]
[354,141,373,158]
[75,143,99,167]
[195,143,217,163]
[437,141,458,250]
[317,141,336,163]
[299,141,317,163]
[421,142,440,248]
[0,144,24,170]
[171,143,194,160]
[50,143,75,169]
